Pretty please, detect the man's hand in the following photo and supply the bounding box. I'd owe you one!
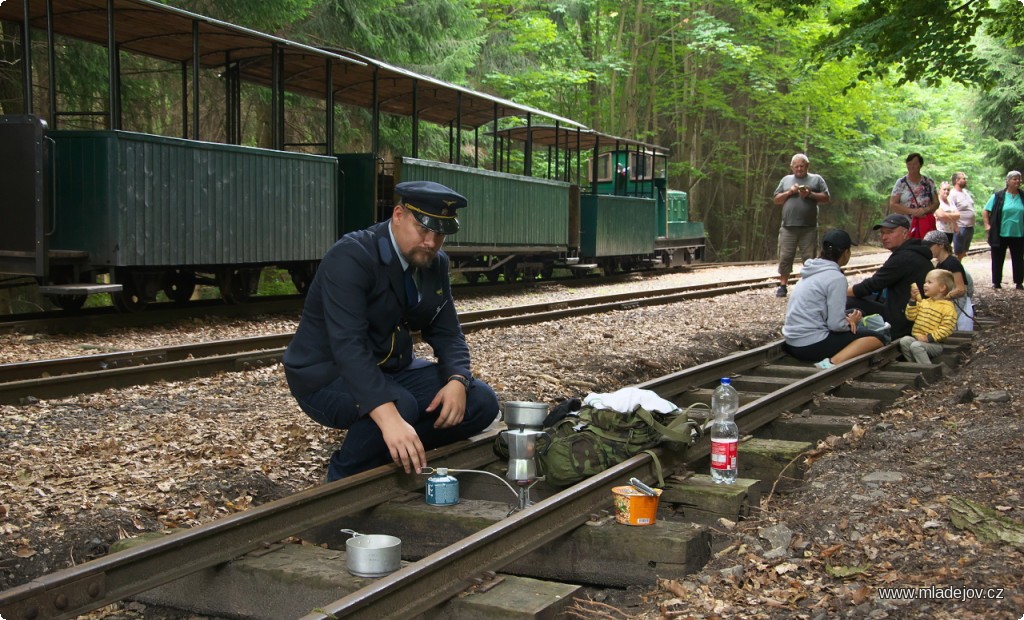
[426,380,467,429]
[370,404,425,474]
[846,309,862,333]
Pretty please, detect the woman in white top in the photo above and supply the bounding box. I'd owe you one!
[934,181,959,244]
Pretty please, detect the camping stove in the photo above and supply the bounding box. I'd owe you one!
[500,428,547,510]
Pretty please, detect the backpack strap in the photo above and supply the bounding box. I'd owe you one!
[640,449,666,487]
[634,403,706,443]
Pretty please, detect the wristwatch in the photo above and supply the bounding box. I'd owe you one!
[447,374,471,390]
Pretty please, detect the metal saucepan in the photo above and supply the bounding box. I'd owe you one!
[339,528,402,578]
[501,401,549,429]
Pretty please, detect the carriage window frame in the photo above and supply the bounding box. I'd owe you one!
[629,152,655,181]
[586,152,614,183]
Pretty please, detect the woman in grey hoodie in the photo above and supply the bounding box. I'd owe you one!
[783,230,886,370]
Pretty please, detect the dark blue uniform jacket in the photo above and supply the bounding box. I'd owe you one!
[283,220,471,415]
[850,239,933,337]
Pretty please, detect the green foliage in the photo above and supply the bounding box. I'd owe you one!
[754,0,1024,88]
[972,37,1024,172]
[300,0,485,83]
[475,1,600,118]
[817,0,996,86]
[259,269,299,296]
[162,0,317,32]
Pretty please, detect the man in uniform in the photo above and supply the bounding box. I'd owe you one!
[284,181,499,481]
[772,153,831,297]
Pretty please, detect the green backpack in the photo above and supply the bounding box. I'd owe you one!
[534,404,703,487]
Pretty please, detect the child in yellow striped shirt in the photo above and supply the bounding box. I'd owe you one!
[899,269,959,364]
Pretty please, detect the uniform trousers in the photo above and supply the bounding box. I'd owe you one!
[294,364,498,481]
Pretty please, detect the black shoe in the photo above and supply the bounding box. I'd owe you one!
[1016,284,1024,290]
[775,285,788,298]
[993,284,1002,289]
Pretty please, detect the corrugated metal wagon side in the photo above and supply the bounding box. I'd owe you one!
[580,194,657,271]
[397,157,571,281]
[48,130,338,307]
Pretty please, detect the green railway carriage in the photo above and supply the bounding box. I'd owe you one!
[10,127,338,310]
[0,0,704,312]
[49,130,337,265]
[397,158,573,281]
[398,157,570,249]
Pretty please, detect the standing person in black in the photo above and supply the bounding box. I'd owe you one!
[847,214,934,339]
[283,181,499,482]
[982,170,1024,290]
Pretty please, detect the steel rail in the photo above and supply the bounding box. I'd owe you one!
[0,348,289,404]
[0,338,918,619]
[673,342,905,464]
[0,278,786,404]
[0,273,786,387]
[298,339,902,618]
[0,334,295,382]
[0,435,500,620]
[299,452,666,620]
[1,267,890,403]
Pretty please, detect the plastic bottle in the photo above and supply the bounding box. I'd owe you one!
[710,377,740,484]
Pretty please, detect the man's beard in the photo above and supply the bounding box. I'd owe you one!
[406,248,437,269]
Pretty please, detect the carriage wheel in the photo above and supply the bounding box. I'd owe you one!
[288,265,316,296]
[220,267,259,304]
[112,279,149,312]
[162,270,197,304]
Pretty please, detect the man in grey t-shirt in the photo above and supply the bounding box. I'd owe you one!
[772,153,831,297]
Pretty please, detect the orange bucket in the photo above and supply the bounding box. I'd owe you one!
[612,485,662,526]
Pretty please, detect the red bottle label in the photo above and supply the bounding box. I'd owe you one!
[710,438,738,470]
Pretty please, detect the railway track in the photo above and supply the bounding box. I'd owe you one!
[0,253,893,336]
[0,267,895,405]
[0,333,974,620]
[0,266,697,335]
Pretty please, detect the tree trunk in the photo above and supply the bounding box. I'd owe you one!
[0,21,26,115]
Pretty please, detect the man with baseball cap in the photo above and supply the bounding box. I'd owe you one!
[284,180,499,482]
[846,213,933,338]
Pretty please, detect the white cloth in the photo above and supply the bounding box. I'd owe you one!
[583,387,678,414]
[955,296,974,331]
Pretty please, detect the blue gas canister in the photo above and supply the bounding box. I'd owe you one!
[425,468,459,506]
